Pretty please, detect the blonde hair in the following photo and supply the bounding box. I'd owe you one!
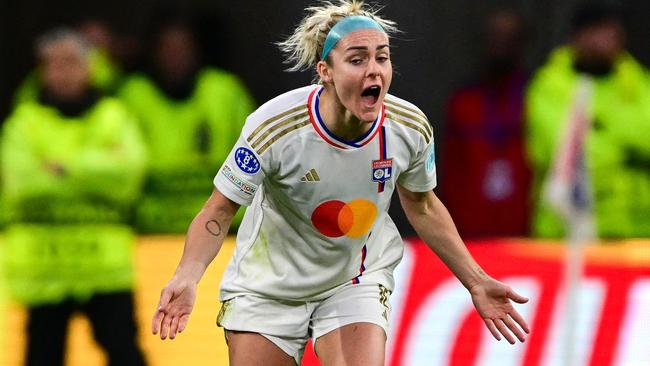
[278,0,398,73]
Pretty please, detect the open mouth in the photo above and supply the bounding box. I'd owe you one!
[361,85,381,106]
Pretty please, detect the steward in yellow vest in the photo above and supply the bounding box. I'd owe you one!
[119,21,254,233]
[526,3,650,238]
[1,28,146,365]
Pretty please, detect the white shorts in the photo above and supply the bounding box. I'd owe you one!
[216,282,392,365]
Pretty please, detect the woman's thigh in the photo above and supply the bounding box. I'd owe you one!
[310,283,391,366]
[227,330,298,366]
[218,294,312,364]
[314,322,386,366]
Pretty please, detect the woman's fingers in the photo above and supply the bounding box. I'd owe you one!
[153,288,174,335]
[160,311,173,340]
[484,319,501,341]
[153,308,186,340]
[169,315,180,340]
[509,308,530,334]
[494,319,516,344]
[152,309,164,335]
[178,314,190,333]
[503,315,527,342]
[507,289,529,304]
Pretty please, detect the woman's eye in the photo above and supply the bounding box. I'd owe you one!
[377,56,389,63]
[350,59,362,65]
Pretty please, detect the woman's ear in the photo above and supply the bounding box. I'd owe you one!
[317,60,332,83]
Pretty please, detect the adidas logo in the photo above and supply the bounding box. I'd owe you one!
[300,168,320,182]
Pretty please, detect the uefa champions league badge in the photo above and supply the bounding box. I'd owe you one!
[234,147,260,174]
[372,158,393,183]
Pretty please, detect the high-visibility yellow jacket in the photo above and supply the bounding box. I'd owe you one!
[119,67,254,233]
[526,47,650,238]
[1,97,146,304]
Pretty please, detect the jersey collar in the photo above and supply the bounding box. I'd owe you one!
[308,86,385,150]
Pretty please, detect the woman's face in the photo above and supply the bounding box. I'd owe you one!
[320,29,392,122]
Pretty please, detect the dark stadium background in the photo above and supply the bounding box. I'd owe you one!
[2,0,649,234]
[3,0,650,121]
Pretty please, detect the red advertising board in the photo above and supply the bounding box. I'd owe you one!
[302,239,650,366]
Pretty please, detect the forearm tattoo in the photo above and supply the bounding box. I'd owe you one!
[205,220,223,237]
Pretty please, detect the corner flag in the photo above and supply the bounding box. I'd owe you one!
[543,76,596,241]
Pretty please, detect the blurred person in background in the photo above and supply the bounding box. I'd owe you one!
[526,1,650,238]
[441,9,532,238]
[14,18,123,104]
[1,28,147,366]
[118,18,255,234]
[77,18,124,91]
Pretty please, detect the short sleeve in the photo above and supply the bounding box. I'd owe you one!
[213,134,266,206]
[397,139,437,192]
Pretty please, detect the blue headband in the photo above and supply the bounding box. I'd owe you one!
[321,15,385,60]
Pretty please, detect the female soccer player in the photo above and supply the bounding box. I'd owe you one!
[152,1,530,365]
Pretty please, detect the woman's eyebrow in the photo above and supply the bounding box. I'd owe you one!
[345,44,390,52]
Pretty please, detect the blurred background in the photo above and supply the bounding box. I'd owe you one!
[3,0,650,129]
[1,0,649,365]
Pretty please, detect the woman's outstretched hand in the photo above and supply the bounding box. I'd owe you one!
[469,278,530,344]
[152,276,197,340]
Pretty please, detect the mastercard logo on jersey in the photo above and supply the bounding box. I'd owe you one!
[311,199,377,238]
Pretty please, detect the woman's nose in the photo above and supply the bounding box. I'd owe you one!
[366,59,380,78]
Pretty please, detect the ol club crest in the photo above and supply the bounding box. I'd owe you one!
[372,158,393,183]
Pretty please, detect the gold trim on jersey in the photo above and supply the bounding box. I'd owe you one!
[379,284,391,321]
[256,119,311,154]
[384,99,433,134]
[385,104,433,137]
[384,98,433,143]
[249,111,309,149]
[384,98,428,122]
[386,111,432,144]
[216,299,233,327]
[246,105,308,143]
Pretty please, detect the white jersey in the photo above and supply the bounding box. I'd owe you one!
[214,85,436,301]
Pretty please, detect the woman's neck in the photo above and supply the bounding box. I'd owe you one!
[319,86,373,141]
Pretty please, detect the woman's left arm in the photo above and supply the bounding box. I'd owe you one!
[397,185,530,344]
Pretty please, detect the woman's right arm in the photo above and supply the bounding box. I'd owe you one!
[152,187,240,340]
